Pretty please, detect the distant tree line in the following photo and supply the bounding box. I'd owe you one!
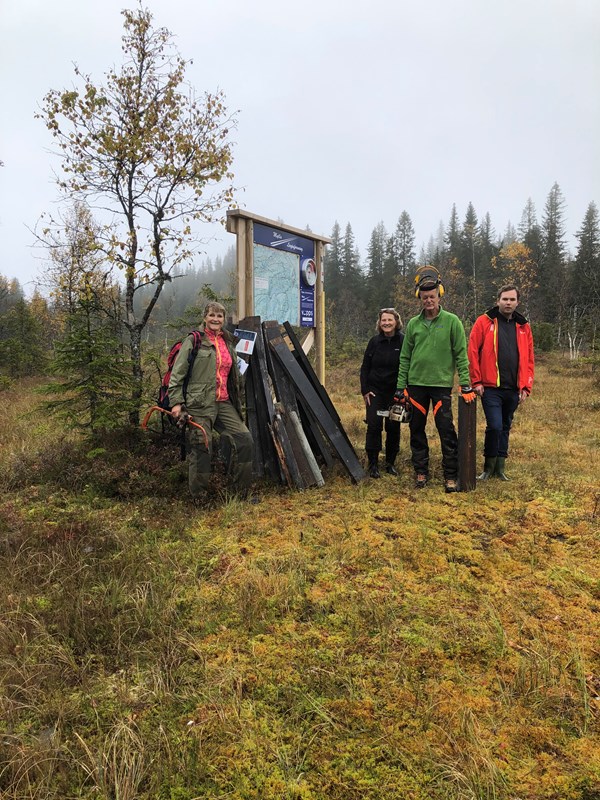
[0,241,235,433]
[1,181,598,435]
[324,182,600,360]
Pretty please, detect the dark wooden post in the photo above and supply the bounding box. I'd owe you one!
[458,397,477,491]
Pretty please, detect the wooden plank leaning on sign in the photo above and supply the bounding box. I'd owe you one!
[242,364,264,478]
[280,323,335,465]
[282,322,353,451]
[265,326,367,484]
[294,392,335,470]
[458,396,477,491]
[288,409,325,487]
[257,320,308,490]
[263,321,324,489]
[237,316,281,482]
[239,316,307,489]
[271,406,305,490]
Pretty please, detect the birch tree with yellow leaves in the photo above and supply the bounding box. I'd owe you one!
[38,6,236,422]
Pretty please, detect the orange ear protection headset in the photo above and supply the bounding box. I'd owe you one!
[414,265,445,298]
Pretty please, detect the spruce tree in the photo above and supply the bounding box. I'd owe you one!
[340,222,363,296]
[517,197,543,313]
[43,284,134,434]
[459,202,480,318]
[0,297,47,378]
[502,221,517,247]
[572,201,600,349]
[329,223,369,342]
[443,204,461,272]
[40,202,134,434]
[539,182,568,325]
[365,222,388,311]
[394,211,416,278]
[518,198,543,261]
[478,212,499,309]
[324,221,343,300]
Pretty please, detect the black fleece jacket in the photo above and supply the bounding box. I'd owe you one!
[360,331,404,395]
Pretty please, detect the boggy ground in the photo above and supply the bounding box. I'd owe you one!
[0,355,598,799]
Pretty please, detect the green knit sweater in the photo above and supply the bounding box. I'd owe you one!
[397,308,470,389]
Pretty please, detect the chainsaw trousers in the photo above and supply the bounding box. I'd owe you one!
[188,400,253,497]
[407,386,457,479]
[480,387,519,459]
[364,390,400,465]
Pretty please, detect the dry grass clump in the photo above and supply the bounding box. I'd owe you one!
[0,355,599,798]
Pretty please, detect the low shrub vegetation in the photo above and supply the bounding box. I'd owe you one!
[0,355,598,799]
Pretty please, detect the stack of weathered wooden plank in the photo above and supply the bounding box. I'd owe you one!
[238,317,366,488]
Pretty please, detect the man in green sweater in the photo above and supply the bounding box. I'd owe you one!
[394,271,475,492]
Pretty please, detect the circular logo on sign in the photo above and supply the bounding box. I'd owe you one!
[301,258,317,287]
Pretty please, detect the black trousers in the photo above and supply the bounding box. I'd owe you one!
[364,390,400,463]
[407,386,458,479]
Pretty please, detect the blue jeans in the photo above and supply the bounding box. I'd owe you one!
[480,387,520,458]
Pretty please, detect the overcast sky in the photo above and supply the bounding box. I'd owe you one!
[1,0,599,294]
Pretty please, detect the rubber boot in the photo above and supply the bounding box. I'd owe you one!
[367,451,381,479]
[494,456,510,481]
[385,453,398,475]
[477,456,497,481]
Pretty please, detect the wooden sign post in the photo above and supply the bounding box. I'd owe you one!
[458,397,477,491]
[226,209,331,385]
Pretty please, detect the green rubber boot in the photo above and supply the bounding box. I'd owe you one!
[477,456,497,481]
[494,457,510,481]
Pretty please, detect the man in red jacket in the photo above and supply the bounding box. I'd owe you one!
[467,285,534,480]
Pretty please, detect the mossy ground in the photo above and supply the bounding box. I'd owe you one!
[0,357,599,799]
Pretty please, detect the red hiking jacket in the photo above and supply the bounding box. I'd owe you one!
[468,307,534,394]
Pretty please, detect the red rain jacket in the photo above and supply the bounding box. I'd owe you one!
[468,307,534,394]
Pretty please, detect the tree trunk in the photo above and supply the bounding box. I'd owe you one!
[129,324,143,426]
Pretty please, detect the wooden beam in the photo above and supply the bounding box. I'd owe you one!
[236,218,247,321]
[227,208,331,245]
[315,239,325,384]
[245,219,254,320]
[265,326,366,483]
[238,316,281,482]
[301,327,315,355]
[264,321,322,489]
[458,397,477,491]
[289,410,325,487]
[243,365,264,478]
[283,322,352,450]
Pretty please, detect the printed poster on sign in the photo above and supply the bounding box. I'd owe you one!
[253,223,315,327]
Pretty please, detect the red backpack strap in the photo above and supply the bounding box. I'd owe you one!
[166,340,183,371]
[189,330,203,353]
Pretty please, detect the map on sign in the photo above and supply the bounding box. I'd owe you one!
[253,243,299,325]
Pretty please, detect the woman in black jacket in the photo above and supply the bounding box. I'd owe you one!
[359,308,404,478]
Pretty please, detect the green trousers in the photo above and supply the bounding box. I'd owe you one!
[188,400,253,497]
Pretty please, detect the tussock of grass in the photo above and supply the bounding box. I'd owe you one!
[0,357,599,799]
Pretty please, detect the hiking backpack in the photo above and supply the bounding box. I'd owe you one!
[158,330,204,417]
